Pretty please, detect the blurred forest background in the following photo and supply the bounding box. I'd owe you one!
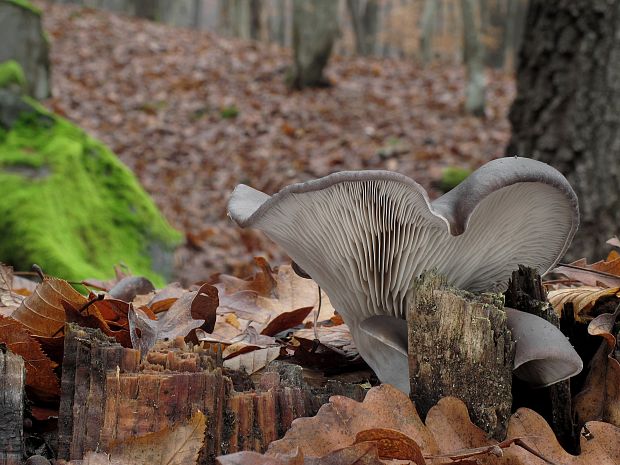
[1,0,617,285]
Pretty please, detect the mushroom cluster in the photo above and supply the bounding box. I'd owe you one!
[228,157,582,393]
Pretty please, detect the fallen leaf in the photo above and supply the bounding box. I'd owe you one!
[261,306,313,336]
[108,276,155,302]
[0,315,60,402]
[109,410,206,465]
[223,346,281,374]
[129,284,218,354]
[11,276,87,337]
[354,428,425,464]
[547,286,620,322]
[218,257,277,297]
[574,310,620,428]
[553,262,620,288]
[267,384,438,458]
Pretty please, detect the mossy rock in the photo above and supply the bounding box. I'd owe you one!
[0,89,182,286]
[439,166,472,193]
[0,60,27,92]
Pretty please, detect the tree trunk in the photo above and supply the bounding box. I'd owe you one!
[460,0,486,116]
[507,0,620,261]
[0,1,50,100]
[347,0,379,56]
[289,0,339,89]
[419,0,437,64]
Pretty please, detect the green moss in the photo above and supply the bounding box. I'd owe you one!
[440,166,471,193]
[0,96,182,286]
[0,60,27,91]
[220,105,239,119]
[5,0,41,15]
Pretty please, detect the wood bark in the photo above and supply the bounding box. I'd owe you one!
[58,324,366,465]
[289,0,339,89]
[407,273,514,439]
[420,0,437,64]
[0,348,24,465]
[504,266,577,452]
[507,0,620,261]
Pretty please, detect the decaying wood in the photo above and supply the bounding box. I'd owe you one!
[407,272,514,439]
[58,325,366,464]
[505,265,577,452]
[0,347,25,465]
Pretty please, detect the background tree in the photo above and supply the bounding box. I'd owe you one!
[289,0,339,89]
[347,0,379,56]
[461,0,485,116]
[507,0,620,261]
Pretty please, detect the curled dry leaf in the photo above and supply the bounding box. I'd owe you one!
[0,315,59,403]
[11,276,87,337]
[129,283,218,355]
[574,310,620,428]
[547,286,620,322]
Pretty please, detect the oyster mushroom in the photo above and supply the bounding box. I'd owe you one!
[228,157,582,391]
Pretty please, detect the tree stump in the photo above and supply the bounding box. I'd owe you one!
[407,272,514,439]
[58,324,366,465]
[0,347,25,465]
[505,265,576,452]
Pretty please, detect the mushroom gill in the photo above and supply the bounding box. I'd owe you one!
[228,157,582,392]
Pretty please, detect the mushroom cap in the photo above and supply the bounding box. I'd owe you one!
[228,157,580,389]
[506,307,583,388]
[229,158,578,323]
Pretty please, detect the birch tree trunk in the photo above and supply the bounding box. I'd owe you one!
[289,0,339,89]
[507,0,620,261]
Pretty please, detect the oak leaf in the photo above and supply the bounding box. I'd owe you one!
[11,276,87,337]
[0,315,59,402]
[547,286,620,322]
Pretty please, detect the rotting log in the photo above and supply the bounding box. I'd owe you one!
[0,347,25,465]
[58,324,366,465]
[505,265,576,452]
[407,272,514,439]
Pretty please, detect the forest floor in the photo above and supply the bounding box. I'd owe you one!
[37,0,515,284]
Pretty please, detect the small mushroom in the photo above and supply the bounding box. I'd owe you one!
[228,157,581,391]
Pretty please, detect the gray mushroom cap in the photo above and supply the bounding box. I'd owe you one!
[228,157,581,390]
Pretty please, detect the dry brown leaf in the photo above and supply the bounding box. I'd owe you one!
[267,384,438,458]
[223,346,281,374]
[109,410,206,465]
[547,286,620,321]
[0,315,60,402]
[354,428,425,464]
[218,257,277,297]
[11,276,87,337]
[129,284,218,355]
[261,306,314,336]
[107,276,155,302]
[574,311,620,427]
[505,408,620,464]
[553,261,620,288]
